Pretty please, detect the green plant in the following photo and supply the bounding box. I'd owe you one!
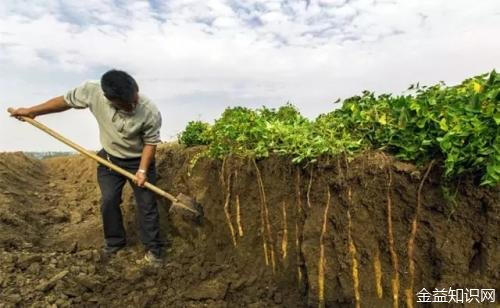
[178,121,212,147]
[180,71,500,185]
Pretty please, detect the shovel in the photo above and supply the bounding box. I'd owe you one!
[7,108,203,221]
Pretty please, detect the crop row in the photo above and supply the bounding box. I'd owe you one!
[179,71,499,185]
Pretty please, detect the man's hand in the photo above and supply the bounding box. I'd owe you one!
[134,170,147,187]
[8,107,36,121]
[136,144,156,188]
[8,96,70,121]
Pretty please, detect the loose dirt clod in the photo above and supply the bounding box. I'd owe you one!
[36,270,69,292]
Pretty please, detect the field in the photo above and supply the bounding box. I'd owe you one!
[0,72,499,307]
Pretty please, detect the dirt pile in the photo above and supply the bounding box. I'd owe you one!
[0,146,498,307]
[0,152,48,249]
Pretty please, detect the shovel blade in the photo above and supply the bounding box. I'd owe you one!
[170,193,204,222]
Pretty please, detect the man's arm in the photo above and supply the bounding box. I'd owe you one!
[8,96,70,119]
[134,144,156,187]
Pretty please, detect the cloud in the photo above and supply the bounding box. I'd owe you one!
[0,0,499,151]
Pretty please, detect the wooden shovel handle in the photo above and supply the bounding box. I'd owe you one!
[7,108,182,206]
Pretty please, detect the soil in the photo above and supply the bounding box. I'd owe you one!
[0,145,498,307]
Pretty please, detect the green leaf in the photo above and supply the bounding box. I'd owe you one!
[416,118,427,128]
[494,113,500,125]
[380,113,388,125]
[439,118,449,131]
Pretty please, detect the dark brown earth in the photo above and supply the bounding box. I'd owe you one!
[0,145,498,307]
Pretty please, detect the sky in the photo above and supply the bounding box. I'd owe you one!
[1,0,499,152]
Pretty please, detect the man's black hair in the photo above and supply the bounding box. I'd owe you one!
[101,69,139,104]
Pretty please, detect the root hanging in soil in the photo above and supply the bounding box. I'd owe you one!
[374,247,384,299]
[220,156,227,188]
[263,235,270,266]
[295,221,302,286]
[386,169,400,308]
[281,201,288,260]
[295,166,307,216]
[307,166,314,208]
[253,159,276,273]
[347,187,361,308]
[223,171,237,247]
[236,194,243,237]
[295,167,304,286]
[405,160,434,308]
[269,243,276,273]
[337,157,344,182]
[186,151,204,177]
[318,186,331,307]
[234,169,244,238]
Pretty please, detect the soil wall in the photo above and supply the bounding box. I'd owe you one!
[0,146,498,307]
[157,145,499,307]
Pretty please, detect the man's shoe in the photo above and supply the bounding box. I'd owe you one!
[143,250,163,267]
[101,245,125,258]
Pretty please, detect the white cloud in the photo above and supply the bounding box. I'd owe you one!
[0,0,499,151]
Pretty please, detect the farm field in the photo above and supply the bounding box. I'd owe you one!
[0,71,499,307]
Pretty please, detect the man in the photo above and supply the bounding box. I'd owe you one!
[9,69,164,265]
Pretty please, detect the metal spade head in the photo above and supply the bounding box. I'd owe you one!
[170,193,204,223]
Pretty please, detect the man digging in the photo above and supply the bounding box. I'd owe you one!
[9,69,164,266]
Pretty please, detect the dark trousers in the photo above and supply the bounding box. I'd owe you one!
[96,149,162,256]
